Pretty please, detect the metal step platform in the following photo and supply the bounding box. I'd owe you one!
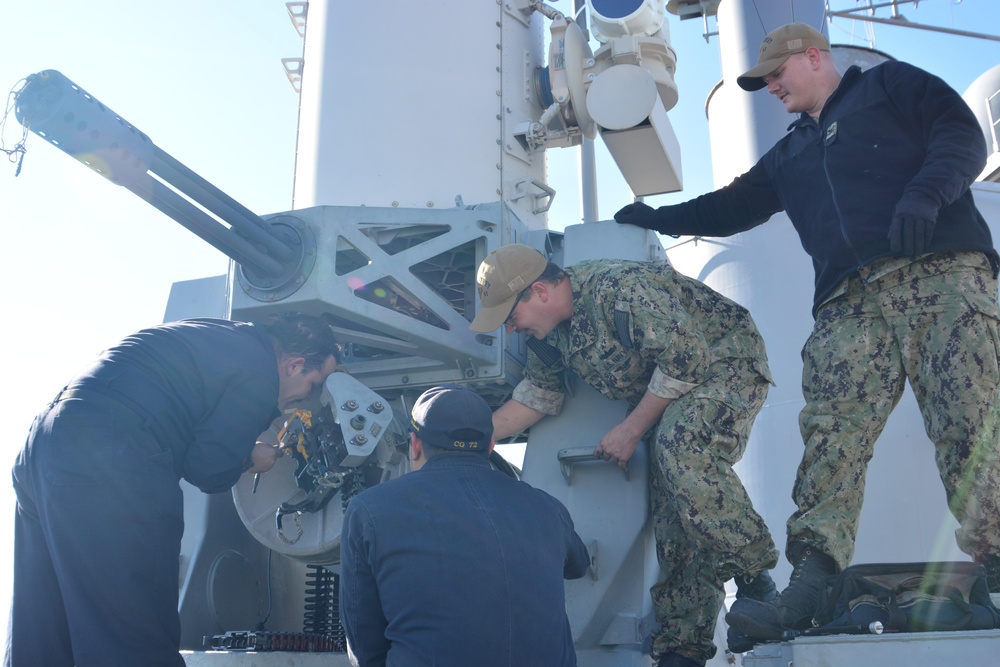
[741,629,1000,666]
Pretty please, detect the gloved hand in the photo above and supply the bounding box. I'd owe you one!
[614,202,661,232]
[888,201,937,256]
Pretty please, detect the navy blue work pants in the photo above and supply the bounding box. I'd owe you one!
[5,391,185,667]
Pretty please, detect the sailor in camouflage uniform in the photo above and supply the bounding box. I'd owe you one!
[470,244,779,667]
[615,23,1000,643]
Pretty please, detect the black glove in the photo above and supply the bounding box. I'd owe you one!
[888,201,937,256]
[614,202,661,232]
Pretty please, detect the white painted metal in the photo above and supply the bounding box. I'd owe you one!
[587,9,682,196]
[588,0,666,42]
[291,0,551,229]
[964,64,1000,182]
[587,64,659,130]
[741,629,1000,666]
[599,94,682,196]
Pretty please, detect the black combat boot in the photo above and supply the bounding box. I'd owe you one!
[656,652,704,667]
[725,544,837,640]
[727,570,777,653]
[982,555,1000,593]
[735,570,777,602]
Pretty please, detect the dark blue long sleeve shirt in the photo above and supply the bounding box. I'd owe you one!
[340,454,590,667]
[68,318,280,492]
[647,61,997,314]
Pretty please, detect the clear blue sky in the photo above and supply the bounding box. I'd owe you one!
[0,0,996,640]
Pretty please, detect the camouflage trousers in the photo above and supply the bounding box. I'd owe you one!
[789,251,1000,570]
[649,357,778,662]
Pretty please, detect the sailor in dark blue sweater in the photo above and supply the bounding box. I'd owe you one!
[340,385,590,667]
[7,313,340,667]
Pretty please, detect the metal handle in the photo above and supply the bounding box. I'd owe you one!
[557,446,629,485]
[510,177,556,214]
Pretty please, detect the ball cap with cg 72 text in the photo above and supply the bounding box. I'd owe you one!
[410,384,494,451]
[470,244,548,332]
[737,23,830,92]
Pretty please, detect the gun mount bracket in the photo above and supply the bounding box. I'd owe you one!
[237,215,316,302]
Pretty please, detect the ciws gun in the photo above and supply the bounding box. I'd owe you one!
[13,69,314,300]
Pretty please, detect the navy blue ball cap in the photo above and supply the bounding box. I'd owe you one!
[410,384,494,451]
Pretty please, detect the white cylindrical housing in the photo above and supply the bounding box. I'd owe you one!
[588,0,666,42]
[292,0,550,228]
[963,64,1000,159]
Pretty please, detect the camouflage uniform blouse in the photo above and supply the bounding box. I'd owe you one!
[512,259,773,415]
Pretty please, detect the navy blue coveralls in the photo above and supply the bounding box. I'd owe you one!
[340,454,591,667]
[6,319,279,667]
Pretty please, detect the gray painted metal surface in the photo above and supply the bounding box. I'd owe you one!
[183,652,351,666]
[741,630,1000,666]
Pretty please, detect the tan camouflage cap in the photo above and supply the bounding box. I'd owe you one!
[469,244,548,332]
